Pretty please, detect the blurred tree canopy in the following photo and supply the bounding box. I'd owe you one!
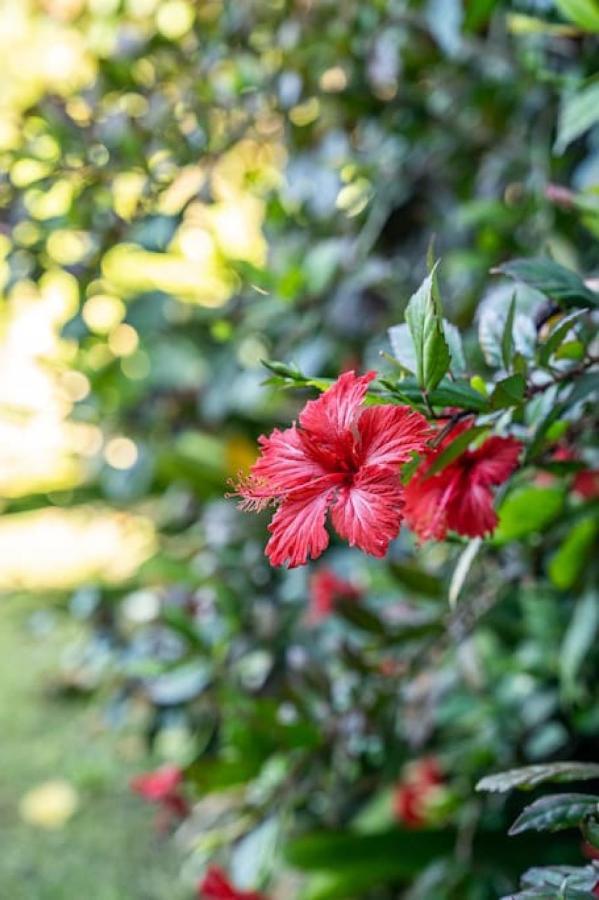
[0,0,598,898]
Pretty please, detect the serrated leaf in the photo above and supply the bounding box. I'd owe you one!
[497,259,598,309]
[477,762,599,793]
[555,0,599,32]
[405,264,451,392]
[509,794,599,836]
[520,864,599,892]
[504,862,599,898]
[539,310,587,366]
[479,302,536,367]
[443,319,467,375]
[556,81,599,154]
[426,425,489,476]
[490,374,526,409]
[502,294,517,370]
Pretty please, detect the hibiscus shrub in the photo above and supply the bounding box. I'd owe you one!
[123,253,597,899]
[217,256,597,898]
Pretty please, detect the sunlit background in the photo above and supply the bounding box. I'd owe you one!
[0,0,278,590]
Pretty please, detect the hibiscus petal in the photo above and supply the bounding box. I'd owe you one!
[237,426,330,509]
[357,405,430,468]
[403,469,456,541]
[469,436,522,486]
[299,370,375,444]
[446,479,498,537]
[265,482,339,567]
[331,464,404,557]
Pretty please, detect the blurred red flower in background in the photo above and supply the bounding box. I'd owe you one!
[309,568,361,621]
[537,444,599,500]
[393,757,444,828]
[130,765,189,826]
[573,468,599,500]
[198,867,267,900]
[404,421,521,540]
[235,371,430,567]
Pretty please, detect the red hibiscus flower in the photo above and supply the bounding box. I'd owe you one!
[234,371,430,567]
[555,444,599,499]
[573,468,599,501]
[404,420,522,541]
[198,867,267,900]
[593,884,599,898]
[130,765,189,819]
[393,757,444,828]
[309,568,361,621]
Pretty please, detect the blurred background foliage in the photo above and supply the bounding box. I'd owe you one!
[0,0,597,897]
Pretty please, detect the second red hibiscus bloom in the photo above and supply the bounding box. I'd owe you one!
[198,866,267,900]
[404,420,522,541]
[235,371,430,567]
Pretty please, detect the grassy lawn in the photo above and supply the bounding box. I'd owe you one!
[0,596,188,900]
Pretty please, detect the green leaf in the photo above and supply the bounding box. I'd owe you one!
[583,818,599,849]
[494,487,565,543]
[285,828,454,875]
[556,339,585,360]
[549,518,598,590]
[508,793,599,835]
[261,360,332,392]
[477,762,599,793]
[556,81,599,154]
[507,863,599,899]
[232,816,280,889]
[560,590,599,695]
[443,319,467,375]
[507,12,583,35]
[186,756,261,792]
[497,259,598,309]
[539,310,587,366]
[382,377,489,412]
[449,537,483,609]
[490,374,526,409]
[554,0,599,32]
[502,294,516,370]
[335,599,387,636]
[388,323,417,372]
[470,375,488,396]
[568,371,599,404]
[405,263,451,392]
[426,425,489,476]
[388,562,443,598]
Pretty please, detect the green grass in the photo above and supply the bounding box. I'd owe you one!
[0,597,188,900]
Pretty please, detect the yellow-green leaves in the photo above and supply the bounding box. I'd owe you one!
[555,0,599,32]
